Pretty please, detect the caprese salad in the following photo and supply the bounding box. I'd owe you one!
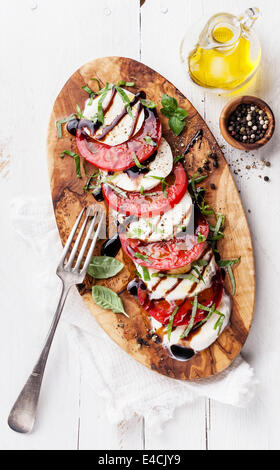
[57,79,240,362]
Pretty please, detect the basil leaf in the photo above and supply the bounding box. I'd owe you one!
[144,136,157,146]
[88,256,124,279]
[160,107,174,118]
[56,114,76,139]
[92,285,128,317]
[142,266,151,282]
[167,307,179,341]
[169,116,185,136]
[161,94,178,112]
[60,150,81,178]
[174,107,188,121]
[117,80,135,87]
[133,153,145,169]
[181,294,198,338]
[115,85,133,118]
[160,94,188,136]
[140,99,157,109]
[98,82,110,124]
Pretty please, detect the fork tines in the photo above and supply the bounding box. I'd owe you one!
[57,205,105,277]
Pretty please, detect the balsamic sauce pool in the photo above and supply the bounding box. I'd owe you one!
[170,344,195,361]
[101,233,121,258]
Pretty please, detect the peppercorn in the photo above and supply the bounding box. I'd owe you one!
[227,103,270,144]
[264,176,270,182]
[210,183,216,190]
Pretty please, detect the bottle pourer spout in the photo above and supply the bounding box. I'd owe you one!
[239,7,260,31]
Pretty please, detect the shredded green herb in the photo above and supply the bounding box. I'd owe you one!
[174,154,185,164]
[140,99,157,109]
[197,232,206,243]
[134,269,142,278]
[167,307,179,341]
[133,153,145,169]
[82,85,94,95]
[149,175,169,198]
[194,302,225,335]
[76,104,85,120]
[56,114,76,139]
[194,304,216,329]
[60,150,82,178]
[152,272,199,282]
[117,80,135,87]
[217,257,241,267]
[90,77,102,90]
[134,253,153,264]
[144,136,157,146]
[181,295,198,338]
[98,83,110,124]
[106,182,127,198]
[115,85,133,118]
[142,266,151,282]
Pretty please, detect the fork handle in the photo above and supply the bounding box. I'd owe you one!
[8,280,72,433]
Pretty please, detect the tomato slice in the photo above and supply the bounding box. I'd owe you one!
[120,211,209,270]
[102,163,188,217]
[76,108,162,171]
[138,269,223,327]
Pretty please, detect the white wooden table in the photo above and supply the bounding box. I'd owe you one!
[1,0,280,450]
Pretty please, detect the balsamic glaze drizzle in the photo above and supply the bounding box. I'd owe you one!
[183,129,203,155]
[95,91,146,141]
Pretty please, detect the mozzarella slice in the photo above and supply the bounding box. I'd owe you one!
[83,87,144,146]
[135,248,214,301]
[150,289,231,355]
[109,137,173,192]
[116,191,192,242]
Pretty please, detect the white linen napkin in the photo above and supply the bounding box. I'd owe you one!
[10,196,257,430]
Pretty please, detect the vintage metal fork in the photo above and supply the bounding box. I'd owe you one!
[8,206,105,434]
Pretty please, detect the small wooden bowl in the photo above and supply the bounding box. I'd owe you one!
[219,96,275,150]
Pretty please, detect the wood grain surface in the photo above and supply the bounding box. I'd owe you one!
[47,56,255,380]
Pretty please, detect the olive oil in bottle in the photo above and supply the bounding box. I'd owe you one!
[183,7,261,93]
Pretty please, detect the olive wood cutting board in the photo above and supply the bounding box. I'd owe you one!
[47,56,255,380]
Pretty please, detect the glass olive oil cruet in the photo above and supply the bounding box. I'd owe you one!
[181,7,261,93]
